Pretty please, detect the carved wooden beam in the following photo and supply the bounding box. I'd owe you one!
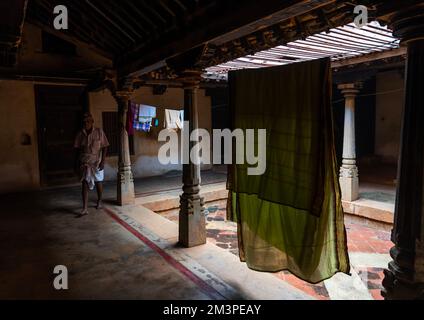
[332,47,407,68]
[117,0,337,77]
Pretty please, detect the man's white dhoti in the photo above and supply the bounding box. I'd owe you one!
[80,163,104,190]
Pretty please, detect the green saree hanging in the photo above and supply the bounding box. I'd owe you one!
[227,58,350,284]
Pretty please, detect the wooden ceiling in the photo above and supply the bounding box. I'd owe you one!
[28,0,220,58]
[1,0,422,81]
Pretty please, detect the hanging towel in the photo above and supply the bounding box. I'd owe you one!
[179,110,185,128]
[164,109,183,130]
[134,104,156,132]
[139,104,157,119]
[227,58,350,284]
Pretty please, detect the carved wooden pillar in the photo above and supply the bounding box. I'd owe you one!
[382,4,424,300]
[338,83,361,202]
[114,90,135,206]
[178,70,206,247]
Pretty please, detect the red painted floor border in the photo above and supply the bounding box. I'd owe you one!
[103,207,226,300]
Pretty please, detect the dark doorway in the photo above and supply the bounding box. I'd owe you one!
[35,85,87,186]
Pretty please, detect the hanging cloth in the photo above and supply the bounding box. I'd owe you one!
[139,104,156,120]
[179,110,185,128]
[135,104,156,132]
[164,109,183,130]
[227,58,350,284]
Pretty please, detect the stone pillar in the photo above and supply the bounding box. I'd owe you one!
[178,70,206,247]
[114,91,135,206]
[382,4,424,300]
[338,83,361,202]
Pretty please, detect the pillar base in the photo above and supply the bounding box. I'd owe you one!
[117,165,135,206]
[178,194,206,248]
[339,165,359,201]
[382,263,424,300]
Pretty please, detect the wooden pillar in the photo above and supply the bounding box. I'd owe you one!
[178,70,206,248]
[382,4,424,300]
[338,83,361,202]
[114,90,135,206]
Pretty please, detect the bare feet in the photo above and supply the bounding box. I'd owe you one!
[76,209,89,218]
[96,200,103,210]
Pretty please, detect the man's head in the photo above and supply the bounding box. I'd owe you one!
[83,113,94,131]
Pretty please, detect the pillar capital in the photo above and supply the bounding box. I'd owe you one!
[337,83,362,97]
[389,4,424,44]
[114,89,133,101]
[177,69,203,89]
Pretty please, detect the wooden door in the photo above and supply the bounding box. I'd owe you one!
[35,85,87,186]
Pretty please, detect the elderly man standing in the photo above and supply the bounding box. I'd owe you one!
[74,113,109,216]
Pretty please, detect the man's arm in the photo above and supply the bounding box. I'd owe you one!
[99,147,108,171]
[74,148,81,174]
[98,129,110,171]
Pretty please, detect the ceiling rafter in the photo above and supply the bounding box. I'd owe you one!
[4,0,413,80]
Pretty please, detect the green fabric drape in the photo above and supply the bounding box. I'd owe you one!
[227,58,350,284]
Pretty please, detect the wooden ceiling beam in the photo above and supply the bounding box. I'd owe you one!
[84,0,137,43]
[72,1,130,50]
[29,0,128,54]
[117,0,336,77]
[125,0,160,31]
[96,0,147,41]
[332,46,407,68]
[138,2,168,26]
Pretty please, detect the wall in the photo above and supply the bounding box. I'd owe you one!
[0,22,113,194]
[0,82,212,193]
[375,70,404,165]
[89,86,212,181]
[0,23,212,192]
[0,80,40,193]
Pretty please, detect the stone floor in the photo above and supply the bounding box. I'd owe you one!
[343,182,395,230]
[0,190,212,299]
[0,169,395,300]
[159,199,393,300]
[133,169,227,197]
[0,181,310,300]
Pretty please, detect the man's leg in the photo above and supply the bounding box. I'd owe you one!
[81,181,89,215]
[95,182,103,209]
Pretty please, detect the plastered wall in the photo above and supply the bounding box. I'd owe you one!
[0,80,40,193]
[89,86,212,181]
